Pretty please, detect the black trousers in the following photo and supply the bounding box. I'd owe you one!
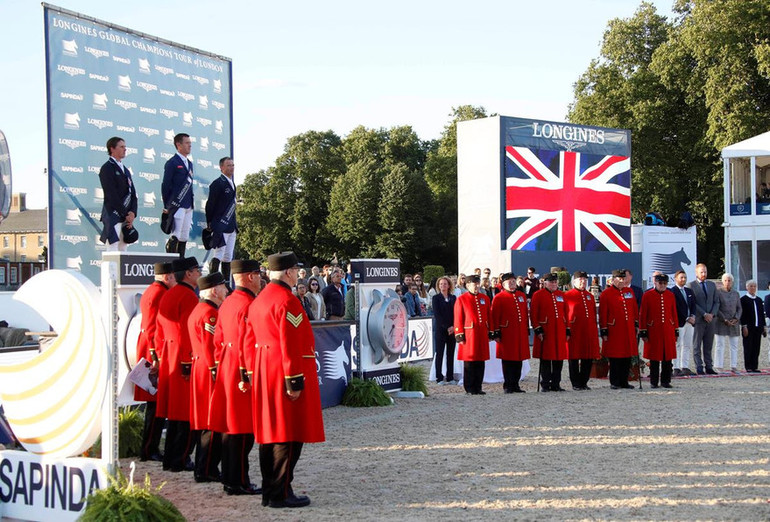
[260,442,303,503]
[743,326,763,371]
[568,359,593,388]
[463,361,485,394]
[140,401,165,460]
[434,332,456,382]
[609,357,631,387]
[649,360,673,386]
[501,360,523,391]
[539,359,563,391]
[163,420,193,471]
[222,433,255,488]
[193,429,222,480]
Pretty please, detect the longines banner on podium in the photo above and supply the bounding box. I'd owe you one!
[44,4,233,284]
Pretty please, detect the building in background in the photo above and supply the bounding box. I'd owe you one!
[0,193,46,290]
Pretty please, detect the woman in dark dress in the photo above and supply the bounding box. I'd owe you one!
[432,276,457,384]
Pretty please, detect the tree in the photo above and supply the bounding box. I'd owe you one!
[423,105,488,272]
[236,130,344,265]
[376,164,434,272]
[568,1,723,270]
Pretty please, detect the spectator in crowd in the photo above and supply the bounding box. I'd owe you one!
[400,274,414,296]
[480,277,492,297]
[310,266,326,290]
[764,282,770,326]
[524,267,539,300]
[414,273,426,290]
[322,269,345,320]
[414,276,431,315]
[490,276,501,297]
[395,285,406,304]
[473,268,482,278]
[306,278,326,321]
[296,281,315,320]
[432,276,457,385]
[453,273,468,297]
[589,276,602,300]
[322,265,332,286]
[405,284,424,317]
[515,275,527,294]
[483,268,492,281]
[298,267,307,281]
[427,277,439,300]
[672,270,696,376]
[740,280,766,373]
[714,273,742,372]
[689,263,720,375]
[344,284,356,320]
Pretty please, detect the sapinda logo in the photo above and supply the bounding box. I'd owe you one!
[0,270,109,457]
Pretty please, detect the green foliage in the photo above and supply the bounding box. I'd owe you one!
[557,271,571,290]
[79,469,184,522]
[341,378,392,407]
[399,364,428,395]
[422,265,445,284]
[118,407,144,459]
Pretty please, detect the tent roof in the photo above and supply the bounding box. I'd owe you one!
[722,131,770,158]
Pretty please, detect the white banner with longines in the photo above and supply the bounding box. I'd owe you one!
[44,3,233,285]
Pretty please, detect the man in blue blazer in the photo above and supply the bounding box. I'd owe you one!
[672,270,696,376]
[98,136,137,251]
[205,157,238,281]
[162,133,194,256]
[688,263,720,374]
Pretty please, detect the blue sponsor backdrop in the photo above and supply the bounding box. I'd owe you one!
[44,6,233,284]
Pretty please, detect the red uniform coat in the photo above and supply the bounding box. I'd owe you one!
[640,288,677,361]
[599,285,639,358]
[530,288,569,360]
[209,288,255,435]
[134,281,168,402]
[246,280,324,444]
[156,282,198,421]
[453,291,492,362]
[491,290,530,361]
[188,300,218,431]
[564,288,600,360]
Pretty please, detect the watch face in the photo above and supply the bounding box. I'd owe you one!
[383,299,408,355]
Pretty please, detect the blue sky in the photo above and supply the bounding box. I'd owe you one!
[0,0,673,209]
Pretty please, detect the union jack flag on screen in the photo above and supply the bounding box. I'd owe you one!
[504,146,631,252]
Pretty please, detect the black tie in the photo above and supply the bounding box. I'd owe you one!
[701,281,707,301]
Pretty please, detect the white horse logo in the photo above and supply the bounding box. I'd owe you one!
[318,341,349,385]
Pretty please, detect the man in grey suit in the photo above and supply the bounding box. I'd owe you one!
[689,263,720,375]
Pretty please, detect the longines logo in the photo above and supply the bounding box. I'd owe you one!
[137,81,157,92]
[114,98,137,110]
[62,39,78,57]
[61,166,84,173]
[532,122,605,145]
[57,64,85,77]
[59,234,88,245]
[140,126,159,137]
[84,46,109,59]
[139,216,160,225]
[60,92,84,101]
[138,58,151,74]
[88,166,101,174]
[160,108,178,119]
[88,117,113,129]
[192,75,209,86]
[58,138,86,150]
[126,146,138,155]
[196,116,212,127]
[88,212,101,219]
[177,91,194,102]
[59,186,87,196]
[155,64,174,75]
[213,79,222,93]
[197,158,212,168]
[160,152,173,160]
[89,259,102,267]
